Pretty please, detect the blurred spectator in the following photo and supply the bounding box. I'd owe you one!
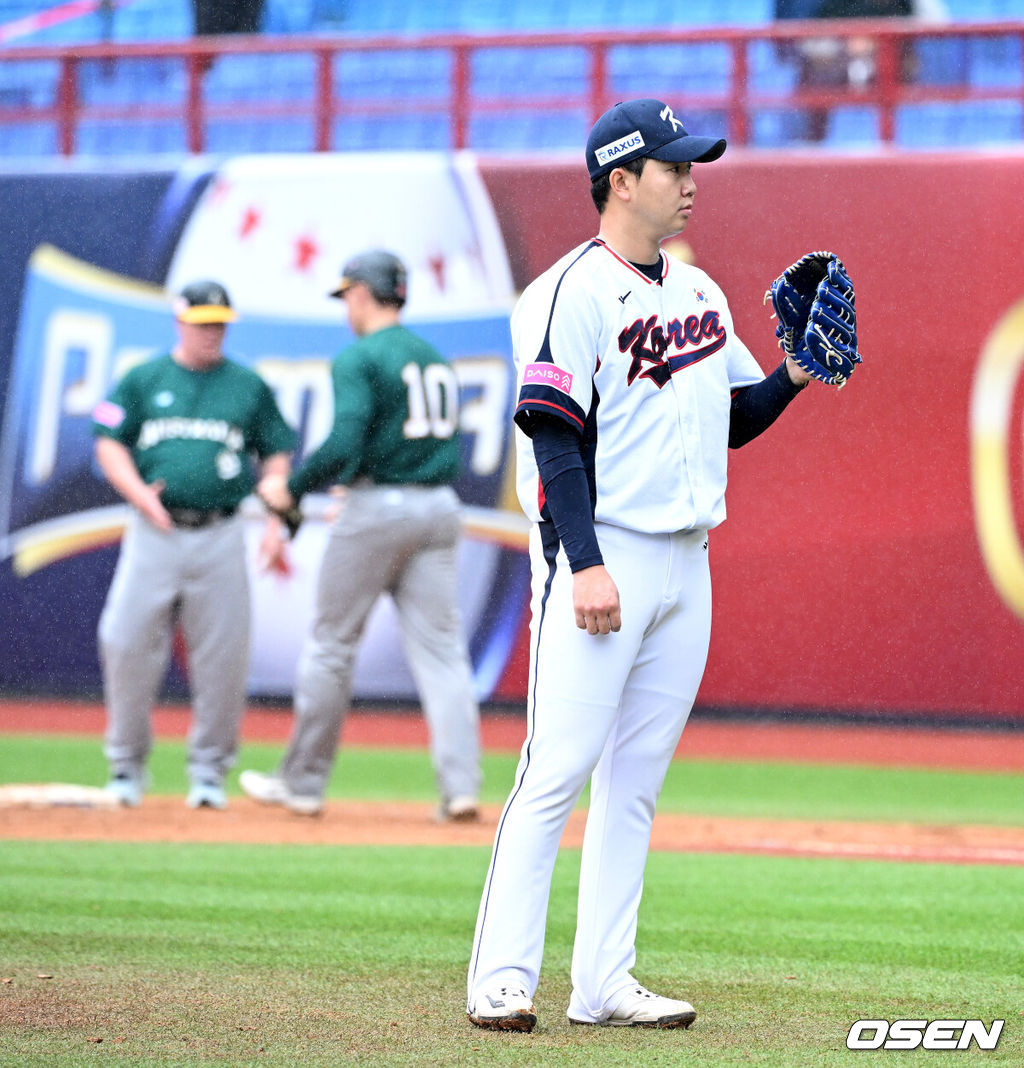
[193,0,266,36]
[193,0,265,74]
[774,0,822,15]
[776,0,948,141]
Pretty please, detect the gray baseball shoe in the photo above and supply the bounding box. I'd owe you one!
[570,985,697,1028]
[239,769,322,816]
[104,773,143,808]
[468,984,537,1032]
[186,781,227,810]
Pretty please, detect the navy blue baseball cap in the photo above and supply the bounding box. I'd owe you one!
[586,98,727,181]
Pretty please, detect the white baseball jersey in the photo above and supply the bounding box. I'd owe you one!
[512,238,763,534]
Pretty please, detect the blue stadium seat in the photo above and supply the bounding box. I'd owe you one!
[599,0,663,28]
[657,0,725,25]
[334,50,450,102]
[393,114,450,150]
[202,56,265,103]
[506,0,566,29]
[205,119,315,153]
[895,103,951,146]
[402,1,475,32]
[940,0,1001,18]
[957,99,1023,142]
[747,40,799,95]
[111,0,192,40]
[0,122,57,156]
[263,0,315,34]
[453,0,502,31]
[968,36,1022,88]
[914,37,969,87]
[309,0,778,32]
[896,100,1023,146]
[78,58,185,107]
[685,109,730,138]
[531,111,588,148]
[558,0,616,29]
[945,0,1024,17]
[334,52,393,100]
[0,60,59,108]
[723,0,774,25]
[749,109,808,147]
[310,0,348,29]
[333,113,450,151]
[825,106,879,146]
[203,53,315,104]
[331,0,401,33]
[608,42,732,98]
[471,47,589,99]
[468,109,585,151]
[470,52,509,99]
[76,121,187,156]
[4,0,1024,45]
[468,113,534,150]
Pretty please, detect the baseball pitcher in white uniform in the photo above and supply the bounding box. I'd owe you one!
[466,98,822,1033]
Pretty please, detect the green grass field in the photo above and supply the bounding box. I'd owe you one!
[6,733,1024,825]
[2,733,1023,1067]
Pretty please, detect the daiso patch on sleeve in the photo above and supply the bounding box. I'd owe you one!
[92,400,126,429]
[523,362,573,395]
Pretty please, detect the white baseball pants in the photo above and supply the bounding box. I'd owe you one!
[467,522,711,1022]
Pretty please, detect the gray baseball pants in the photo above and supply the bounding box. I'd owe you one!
[276,484,481,805]
[98,511,250,786]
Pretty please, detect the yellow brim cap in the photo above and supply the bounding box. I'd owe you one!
[176,305,238,324]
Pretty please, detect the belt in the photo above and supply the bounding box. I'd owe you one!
[166,507,236,529]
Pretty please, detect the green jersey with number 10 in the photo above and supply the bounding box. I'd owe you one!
[289,324,461,497]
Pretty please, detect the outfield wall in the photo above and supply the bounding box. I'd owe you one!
[1,149,1023,723]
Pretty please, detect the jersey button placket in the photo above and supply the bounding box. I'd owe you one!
[663,287,702,522]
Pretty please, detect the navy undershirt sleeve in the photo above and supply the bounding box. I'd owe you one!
[729,359,807,449]
[529,416,604,573]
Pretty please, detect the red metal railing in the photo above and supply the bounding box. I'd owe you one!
[0,20,1022,155]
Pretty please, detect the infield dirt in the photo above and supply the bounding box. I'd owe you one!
[4,700,1024,866]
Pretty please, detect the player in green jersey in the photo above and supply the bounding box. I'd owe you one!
[92,280,296,811]
[240,249,481,820]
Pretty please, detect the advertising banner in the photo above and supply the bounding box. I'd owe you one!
[0,153,529,702]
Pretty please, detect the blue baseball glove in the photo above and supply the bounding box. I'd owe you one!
[765,250,861,388]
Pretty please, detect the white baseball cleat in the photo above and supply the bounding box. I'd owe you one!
[186,781,227,810]
[104,773,143,808]
[571,985,697,1029]
[468,984,537,1032]
[239,769,322,816]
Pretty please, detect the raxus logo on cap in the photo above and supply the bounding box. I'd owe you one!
[586,98,727,181]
